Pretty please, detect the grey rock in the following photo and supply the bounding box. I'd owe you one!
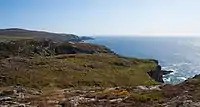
[148,65,173,83]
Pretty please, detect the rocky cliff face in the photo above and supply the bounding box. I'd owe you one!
[147,65,173,83]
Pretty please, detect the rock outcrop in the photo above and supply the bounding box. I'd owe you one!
[147,65,173,83]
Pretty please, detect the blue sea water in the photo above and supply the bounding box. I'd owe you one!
[86,36,200,84]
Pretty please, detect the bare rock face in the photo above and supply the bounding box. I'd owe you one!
[148,65,173,83]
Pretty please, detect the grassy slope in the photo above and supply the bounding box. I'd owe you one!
[0,54,157,89]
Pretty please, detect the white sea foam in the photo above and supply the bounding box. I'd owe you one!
[176,77,187,80]
[163,77,171,82]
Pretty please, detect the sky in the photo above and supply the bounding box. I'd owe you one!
[1,0,200,36]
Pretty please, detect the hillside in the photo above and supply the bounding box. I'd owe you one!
[0,28,92,42]
[0,39,158,88]
[0,38,161,106]
[0,37,199,107]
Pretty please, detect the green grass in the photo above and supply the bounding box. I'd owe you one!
[0,54,158,89]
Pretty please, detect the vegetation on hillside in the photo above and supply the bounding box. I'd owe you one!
[0,39,114,59]
[1,35,199,107]
[0,28,92,42]
[0,38,158,89]
[0,54,157,89]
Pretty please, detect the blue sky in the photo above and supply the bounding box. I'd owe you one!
[1,0,200,36]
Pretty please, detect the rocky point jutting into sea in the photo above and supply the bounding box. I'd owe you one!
[0,28,200,107]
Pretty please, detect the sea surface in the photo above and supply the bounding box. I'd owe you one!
[86,36,200,84]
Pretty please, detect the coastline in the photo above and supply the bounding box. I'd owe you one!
[0,30,200,106]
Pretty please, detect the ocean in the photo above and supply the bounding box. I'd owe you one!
[86,36,200,84]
